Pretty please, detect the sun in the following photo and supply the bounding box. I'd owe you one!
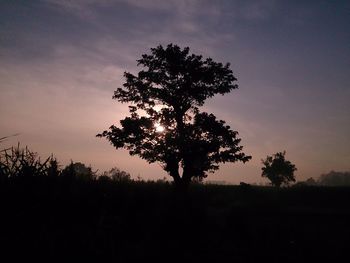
[155,123,165,133]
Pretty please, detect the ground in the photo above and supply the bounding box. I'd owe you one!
[1,177,349,262]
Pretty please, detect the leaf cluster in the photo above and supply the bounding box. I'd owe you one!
[114,44,237,112]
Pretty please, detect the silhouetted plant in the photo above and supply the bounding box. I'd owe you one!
[98,44,251,188]
[0,134,19,153]
[305,177,317,185]
[192,176,204,184]
[0,136,6,152]
[293,177,317,187]
[261,151,297,187]
[97,174,111,182]
[0,143,53,178]
[47,158,61,177]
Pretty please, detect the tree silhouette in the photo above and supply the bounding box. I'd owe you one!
[100,167,131,182]
[261,151,297,187]
[61,162,96,181]
[98,44,251,188]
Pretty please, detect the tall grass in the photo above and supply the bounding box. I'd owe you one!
[0,143,58,179]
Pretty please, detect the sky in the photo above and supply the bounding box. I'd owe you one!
[1,0,349,184]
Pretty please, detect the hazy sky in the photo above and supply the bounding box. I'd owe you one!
[1,0,349,183]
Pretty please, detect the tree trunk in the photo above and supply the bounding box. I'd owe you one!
[182,166,192,186]
[171,112,190,191]
[168,166,191,191]
[169,168,181,186]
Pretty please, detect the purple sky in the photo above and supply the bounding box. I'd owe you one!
[1,0,349,184]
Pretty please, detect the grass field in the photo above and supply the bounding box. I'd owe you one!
[1,176,349,262]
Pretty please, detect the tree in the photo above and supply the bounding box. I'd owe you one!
[98,44,251,188]
[100,167,131,182]
[261,151,297,187]
[61,162,96,181]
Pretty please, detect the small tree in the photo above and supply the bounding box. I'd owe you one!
[98,44,251,188]
[261,151,297,187]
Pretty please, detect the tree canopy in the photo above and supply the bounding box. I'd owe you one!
[261,151,297,187]
[98,44,251,187]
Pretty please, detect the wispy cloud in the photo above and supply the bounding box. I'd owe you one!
[238,0,276,21]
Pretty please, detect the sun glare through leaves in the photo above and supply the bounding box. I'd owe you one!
[155,123,165,133]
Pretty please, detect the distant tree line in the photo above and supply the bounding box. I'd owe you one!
[298,171,350,187]
[2,143,348,187]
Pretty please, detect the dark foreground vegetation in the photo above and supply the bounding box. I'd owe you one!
[1,175,350,262]
[1,144,349,262]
